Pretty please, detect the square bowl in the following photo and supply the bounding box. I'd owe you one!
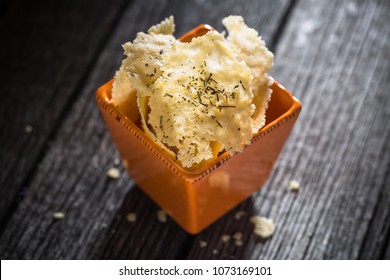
[96,25,302,234]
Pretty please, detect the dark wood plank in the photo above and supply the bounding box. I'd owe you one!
[0,0,292,259]
[0,0,127,226]
[358,168,390,259]
[385,239,390,260]
[0,0,186,260]
[186,0,390,259]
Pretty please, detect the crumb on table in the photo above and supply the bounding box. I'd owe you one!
[25,125,33,134]
[234,210,246,220]
[53,212,65,220]
[157,209,167,222]
[126,212,137,223]
[289,180,300,191]
[250,215,275,238]
[233,232,243,246]
[199,240,207,248]
[221,234,231,242]
[107,167,120,179]
[233,232,242,240]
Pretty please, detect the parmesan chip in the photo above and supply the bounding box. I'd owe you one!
[112,69,139,120]
[250,215,275,238]
[147,31,254,167]
[112,16,274,168]
[148,15,175,35]
[223,16,274,133]
[120,32,175,98]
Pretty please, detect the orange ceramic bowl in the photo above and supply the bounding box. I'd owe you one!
[96,25,301,234]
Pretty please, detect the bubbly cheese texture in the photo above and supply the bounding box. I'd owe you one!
[148,15,175,35]
[149,32,254,167]
[112,16,274,168]
[223,16,274,132]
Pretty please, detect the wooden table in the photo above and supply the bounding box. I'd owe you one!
[0,0,389,260]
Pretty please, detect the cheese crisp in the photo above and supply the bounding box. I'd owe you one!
[223,16,274,132]
[112,16,274,168]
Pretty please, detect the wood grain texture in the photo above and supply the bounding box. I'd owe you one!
[0,0,292,259]
[0,0,127,226]
[186,0,390,259]
[0,0,185,260]
[358,168,390,259]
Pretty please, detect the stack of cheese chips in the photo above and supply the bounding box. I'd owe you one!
[112,16,273,169]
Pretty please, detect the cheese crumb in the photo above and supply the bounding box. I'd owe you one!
[199,240,207,248]
[232,232,244,246]
[221,234,231,242]
[233,232,242,240]
[157,209,167,222]
[126,212,137,223]
[53,212,65,220]
[234,210,246,220]
[289,180,300,191]
[25,125,33,133]
[107,167,120,179]
[250,215,275,238]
